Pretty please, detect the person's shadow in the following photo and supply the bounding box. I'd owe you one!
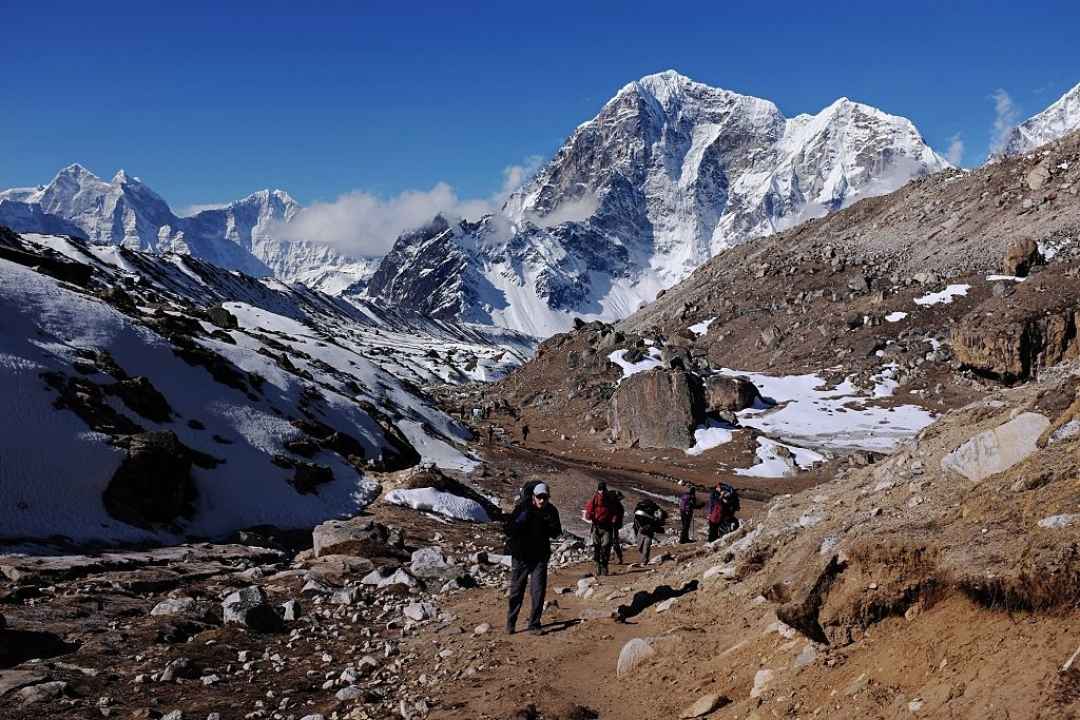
[538,618,582,635]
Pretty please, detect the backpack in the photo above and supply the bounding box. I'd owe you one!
[719,483,740,513]
[708,484,740,523]
[586,492,615,525]
[634,499,666,531]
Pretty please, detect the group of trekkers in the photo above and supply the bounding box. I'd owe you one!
[502,477,739,635]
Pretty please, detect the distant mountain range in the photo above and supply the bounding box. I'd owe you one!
[0,166,376,293]
[3,71,1079,339]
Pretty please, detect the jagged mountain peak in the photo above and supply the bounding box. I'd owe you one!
[999,80,1080,157]
[374,73,950,338]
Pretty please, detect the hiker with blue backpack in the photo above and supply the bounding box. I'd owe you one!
[504,481,562,635]
[707,481,741,541]
[678,486,704,543]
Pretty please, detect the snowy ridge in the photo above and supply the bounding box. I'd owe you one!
[369,70,949,338]
[999,81,1080,157]
[0,229,532,543]
[0,165,377,293]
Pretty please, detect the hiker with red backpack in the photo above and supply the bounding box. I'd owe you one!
[504,481,562,635]
[584,481,620,576]
[707,481,741,541]
[678,486,704,543]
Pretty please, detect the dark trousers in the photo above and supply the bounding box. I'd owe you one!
[637,531,654,565]
[679,513,693,543]
[612,533,624,563]
[708,516,739,541]
[592,525,615,575]
[507,557,548,630]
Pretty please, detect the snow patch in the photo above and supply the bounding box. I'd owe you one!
[384,488,491,523]
[913,284,970,306]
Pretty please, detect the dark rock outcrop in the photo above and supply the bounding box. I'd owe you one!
[610,369,706,449]
[952,304,1080,382]
[207,304,239,330]
[105,376,173,423]
[103,431,197,528]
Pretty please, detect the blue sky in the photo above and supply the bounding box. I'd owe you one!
[3,0,1078,214]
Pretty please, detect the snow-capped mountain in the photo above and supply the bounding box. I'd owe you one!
[999,81,1080,157]
[0,226,532,543]
[0,164,376,292]
[365,70,950,338]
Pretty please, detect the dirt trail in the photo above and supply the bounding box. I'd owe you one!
[407,541,1080,720]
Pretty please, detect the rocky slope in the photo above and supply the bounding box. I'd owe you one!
[364,70,949,337]
[1000,80,1080,157]
[0,227,531,546]
[0,165,376,292]
[481,128,1080,476]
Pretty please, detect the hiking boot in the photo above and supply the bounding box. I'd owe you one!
[526,625,544,636]
[505,623,516,635]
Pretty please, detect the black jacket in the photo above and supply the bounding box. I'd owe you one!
[505,501,562,561]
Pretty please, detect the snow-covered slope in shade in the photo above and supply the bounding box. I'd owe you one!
[0,166,377,293]
[366,70,950,338]
[999,81,1080,157]
[0,229,531,544]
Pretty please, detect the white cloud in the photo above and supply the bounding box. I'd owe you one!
[989,89,1020,155]
[178,202,229,217]
[944,133,965,166]
[274,157,547,258]
[526,191,600,228]
[274,183,463,257]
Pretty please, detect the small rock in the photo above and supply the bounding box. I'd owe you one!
[403,602,436,622]
[794,644,818,668]
[474,623,491,635]
[336,685,365,701]
[750,669,774,699]
[15,681,68,705]
[680,692,728,718]
[616,638,655,677]
[150,597,198,616]
[280,599,302,621]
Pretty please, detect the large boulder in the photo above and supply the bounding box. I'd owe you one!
[941,412,1050,481]
[102,431,197,528]
[704,375,760,413]
[611,369,706,449]
[952,304,1080,382]
[312,517,392,559]
[1003,237,1042,277]
[222,586,282,632]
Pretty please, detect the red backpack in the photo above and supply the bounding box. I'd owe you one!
[586,492,614,525]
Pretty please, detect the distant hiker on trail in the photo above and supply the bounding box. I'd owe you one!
[504,481,562,635]
[707,481,741,541]
[611,490,626,564]
[678,486,704,543]
[487,424,495,445]
[632,498,667,565]
[584,481,620,575]
[521,423,530,445]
